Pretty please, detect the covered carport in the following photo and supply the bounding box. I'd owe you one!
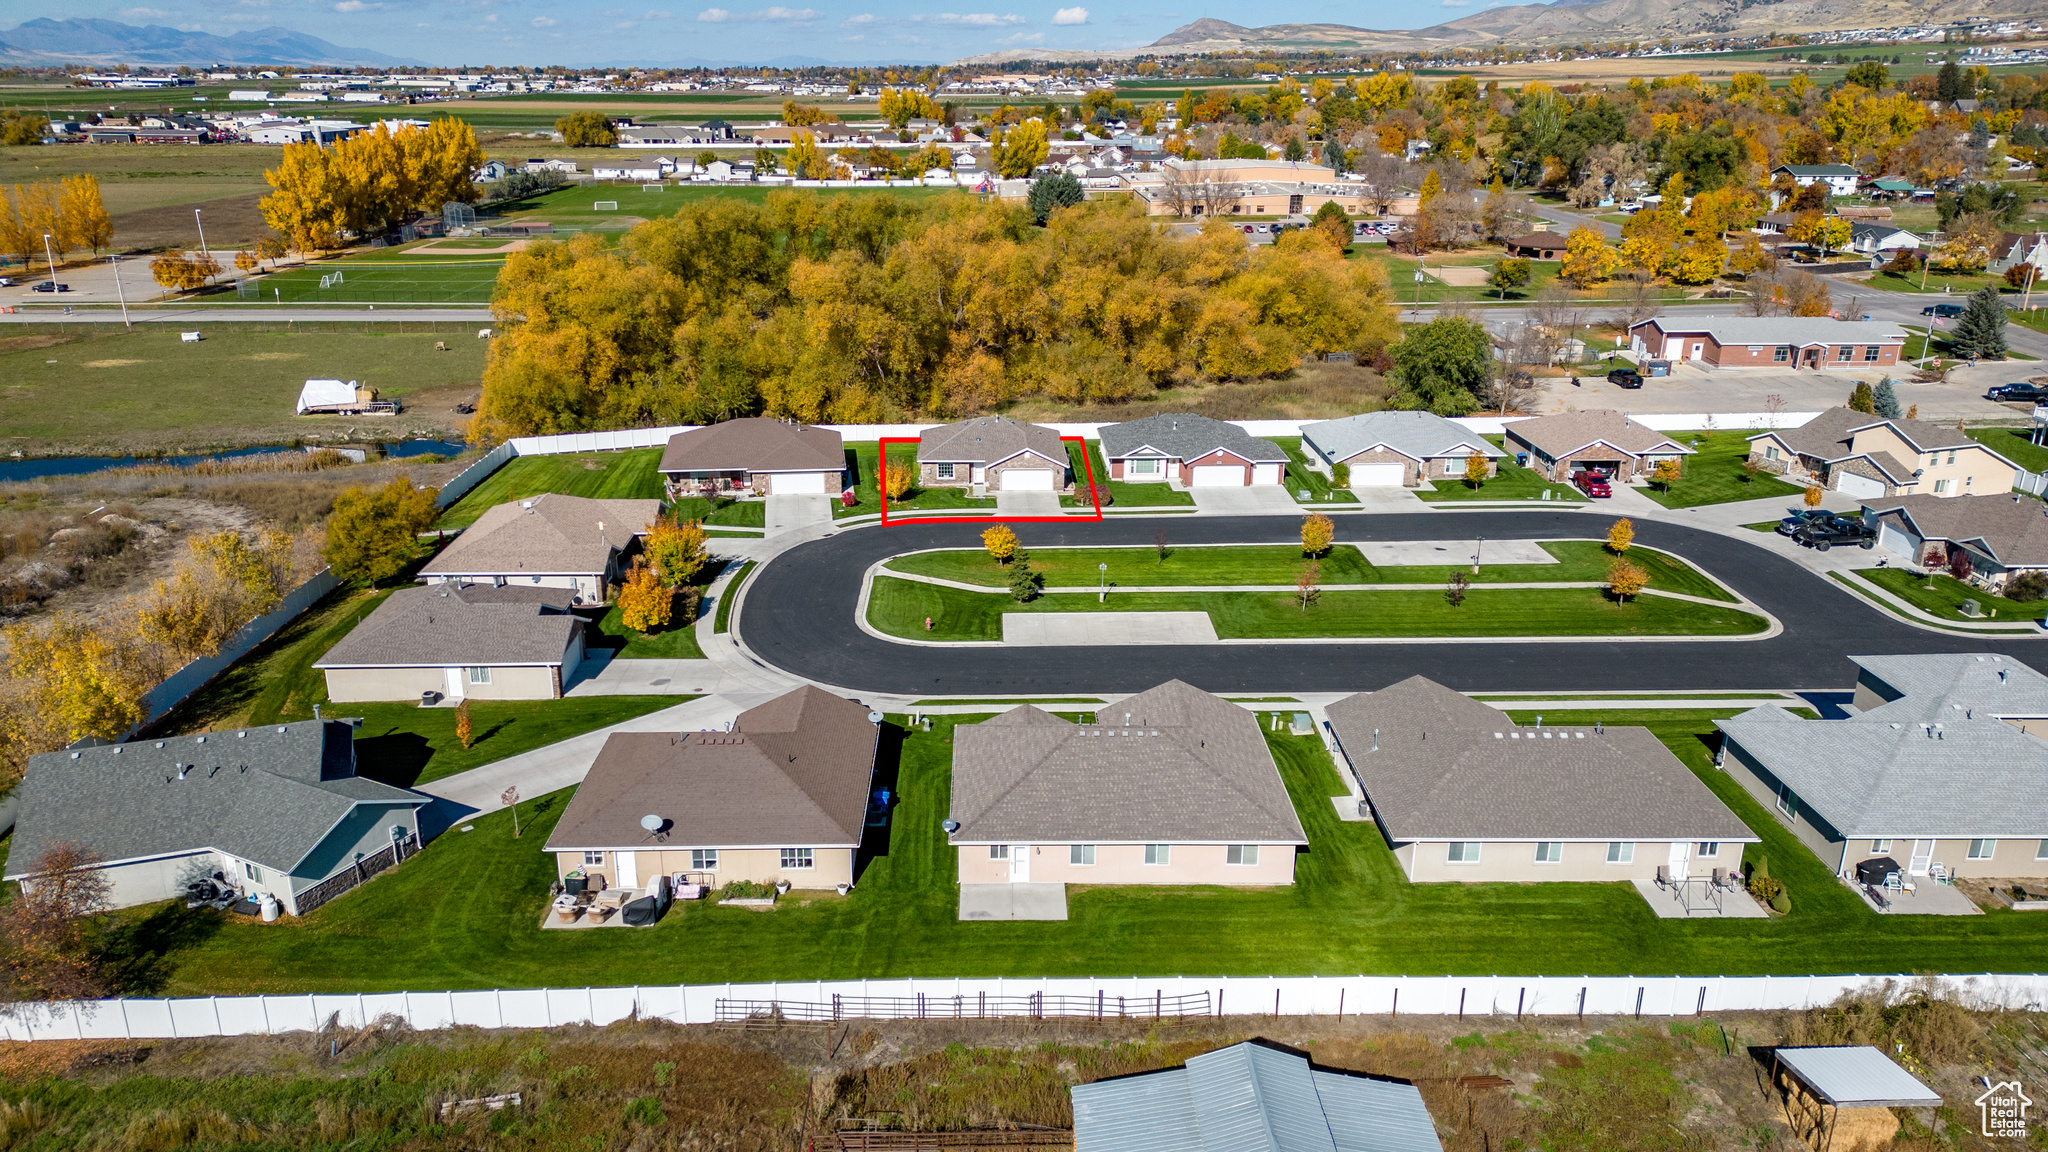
[1769,1045,1942,1151]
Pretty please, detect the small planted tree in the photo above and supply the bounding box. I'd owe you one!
[617,563,673,634]
[1007,553,1041,602]
[1847,380,1876,414]
[982,524,1018,566]
[1463,452,1489,488]
[1445,571,1469,608]
[885,453,918,500]
[1154,529,1170,564]
[454,699,474,750]
[1650,458,1682,492]
[1741,457,1764,484]
[1872,376,1902,418]
[1488,257,1532,300]
[1606,517,1634,554]
[1804,485,1825,509]
[1296,560,1322,611]
[1950,548,1975,584]
[1300,512,1335,558]
[1607,557,1649,604]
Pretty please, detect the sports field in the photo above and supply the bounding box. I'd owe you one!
[247,254,507,305]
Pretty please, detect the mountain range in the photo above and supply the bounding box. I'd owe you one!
[0,17,421,67]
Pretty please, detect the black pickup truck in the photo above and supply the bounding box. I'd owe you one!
[1793,517,1876,550]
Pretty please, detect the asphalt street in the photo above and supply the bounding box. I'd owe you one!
[737,512,2048,695]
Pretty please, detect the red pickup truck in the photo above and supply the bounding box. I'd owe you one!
[1572,470,1612,498]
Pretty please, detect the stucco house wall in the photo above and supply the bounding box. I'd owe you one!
[558,846,855,891]
[955,842,1296,886]
[323,662,564,703]
[1398,838,1744,882]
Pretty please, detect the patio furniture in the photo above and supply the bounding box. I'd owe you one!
[1884,872,1903,893]
[1656,865,1673,889]
[672,872,713,900]
[552,895,580,924]
[622,875,671,927]
[1931,863,1951,884]
[1711,867,1729,889]
[1854,856,1901,887]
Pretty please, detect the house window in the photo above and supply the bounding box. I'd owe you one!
[1864,345,1881,361]
[1606,842,1635,864]
[242,861,263,883]
[1947,451,1957,466]
[1697,842,1721,857]
[988,845,1009,860]
[1144,844,1171,865]
[1129,458,1160,476]
[2037,839,2048,860]
[1871,839,1893,854]
[1226,844,1259,866]
[1968,839,1997,860]
[936,463,955,479]
[1934,479,1949,495]
[1447,842,1482,864]
[1774,346,1791,362]
[780,848,813,869]
[691,849,718,870]
[583,851,605,866]
[1534,842,1563,864]
[1765,446,1780,461]
[466,666,492,684]
[1777,785,1797,817]
[1070,844,1096,866]
[1836,346,1852,360]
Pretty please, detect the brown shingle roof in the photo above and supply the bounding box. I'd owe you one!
[1863,493,2048,566]
[313,584,582,668]
[917,416,1066,466]
[421,494,662,579]
[659,418,845,475]
[1752,406,1977,460]
[543,685,879,851]
[946,681,1307,845]
[1504,409,1693,461]
[1325,676,1756,842]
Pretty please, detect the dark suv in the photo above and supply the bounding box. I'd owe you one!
[1989,382,2048,403]
[1922,303,1964,318]
[1776,509,1834,536]
[1794,516,1876,550]
[1606,367,1643,388]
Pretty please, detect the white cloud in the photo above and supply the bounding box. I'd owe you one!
[530,14,556,25]
[914,11,1023,25]
[120,7,175,18]
[333,1,377,12]
[998,30,1044,42]
[843,11,880,24]
[1051,6,1087,22]
[698,7,731,18]
[700,4,815,17]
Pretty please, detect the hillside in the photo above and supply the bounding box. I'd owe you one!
[0,17,421,67]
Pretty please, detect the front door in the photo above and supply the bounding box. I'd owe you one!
[1667,841,1692,882]
[1009,846,1030,882]
[1689,342,1705,361]
[1909,839,1934,876]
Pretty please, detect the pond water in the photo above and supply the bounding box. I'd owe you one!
[0,439,469,483]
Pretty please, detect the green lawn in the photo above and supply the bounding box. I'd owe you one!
[1062,440,1195,508]
[1855,566,2048,623]
[1635,431,1809,509]
[436,449,668,528]
[885,541,1734,602]
[838,442,995,518]
[1271,437,1358,505]
[590,601,708,658]
[1869,269,2003,296]
[1417,437,1586,503]
[135,708,2048,995]
[668,493,768,527]
[1966,427,2048,474]
[867,576,1764,641]
[244,253,504,306]
[714,560,754,633]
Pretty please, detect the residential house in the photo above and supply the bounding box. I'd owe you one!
[1716,654,2048,880]
[421,493,661,603]
[475,159,508,182]
[2,719,427,916]
[314,584,586,702]
[917,416,1071,492]
[1503,409,1693,483]
[1861,493,2048,591]
[947,681,1308,886]
[544,686,879,891]
[1989,232,2048,279]
[1849,222,1921,260]
[1626,317,1907,371]
[1499,231,1567,259]
[1326,677,1755,883]
[1746,407,2017,499]
[1098,413,1288,488]
[1300,411,1506,488]
[658,418,846,497]
[1072,1041,1444,1152]
[1772,164,1862,196]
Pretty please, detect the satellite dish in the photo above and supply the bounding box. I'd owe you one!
[942,819,960,834]
[640,814,664,832]
[868,710,884,724]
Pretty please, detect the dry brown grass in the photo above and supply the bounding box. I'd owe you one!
[1001,362,1395,423]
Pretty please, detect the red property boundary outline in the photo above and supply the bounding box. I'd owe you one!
[875,435,1103,525]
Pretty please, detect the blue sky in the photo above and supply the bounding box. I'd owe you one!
[41,1,1476,66]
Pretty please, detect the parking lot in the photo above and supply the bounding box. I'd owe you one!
[1527,361,2023,421]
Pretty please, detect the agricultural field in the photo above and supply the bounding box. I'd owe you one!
[0,324,484,458]
[0,140,280,255]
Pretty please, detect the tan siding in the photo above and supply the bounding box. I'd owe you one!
[1401,839,1745,883]
[953,843,1296,885]
[323,666,444,703]
[557,847,852,890]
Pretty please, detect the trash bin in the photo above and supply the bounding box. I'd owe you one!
[259,893,280,922]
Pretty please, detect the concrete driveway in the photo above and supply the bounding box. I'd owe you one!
[1190,486,1301,514]
[995,489,1060,516]
[765,494,832,534]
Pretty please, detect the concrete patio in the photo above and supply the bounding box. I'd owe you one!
[1631,878,1770,919]
[1849,876,1984,915]
[958,883,1069,921]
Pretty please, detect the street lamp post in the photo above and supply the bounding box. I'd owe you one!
[1098,562,1108,603]
[1473,535,1484,576]
[109,255,129,327]
[41,233,56,283]
[194,208,209,260]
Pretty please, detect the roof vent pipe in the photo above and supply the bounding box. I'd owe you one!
[313,704,322,720]
[1123,711,1131,726]
[1596,720,1603,735]
[1371,728,1378,753]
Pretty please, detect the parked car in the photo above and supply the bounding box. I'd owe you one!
[1922,303,1964,318]
[30,281,68,293]
[1776,509,1835,536]
[0,277,13,287]
[1988,382,2048,402]
[1572,469,1612,498]
[1794,516,1876,550]
[1607,367,1643,388]
[1241,224,1255,233]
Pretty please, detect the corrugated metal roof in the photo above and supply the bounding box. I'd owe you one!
[1073,1068,1202,1152]
[1774,1046,1943,1107]
[1189,1043,1335,1152]
[1311,1072,1443,1152]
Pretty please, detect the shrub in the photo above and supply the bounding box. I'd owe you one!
[2006,570,2048,601]
[1331,462,1350,488]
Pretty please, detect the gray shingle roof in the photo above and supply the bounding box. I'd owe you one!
[3,720,425,880]
[1644,318,1906,347]
[1749,406,1979,459]
[421,494,662,579]
[544,686,878,851]
[947,681,1307,845]
[1716,655,2048,837]
[1098,414,1288,464]
[917,416,1066,466]
[1301,412,1506,467]
[1326,677,1755,842]
[1071,1042,1442,1152]
[314,585,582,669]
[658,418,845,475]
[1502,410,1694,461]
[1861,494,2048,567]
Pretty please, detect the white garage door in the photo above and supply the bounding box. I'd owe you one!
[1877,522,1920,560]
[1351,463,1406,487]
[1000,468,1056,491]
[1190,465,1245,487]
[1250,463,1284,486]
[770,471,828,494]
[1835,472,1885,499]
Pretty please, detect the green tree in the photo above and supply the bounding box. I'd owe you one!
[1936,59,1965,103]
[1847,380,1876,414]
[1488,257,1532,300]
[556,110,616,147]
[1950,284,2009,360]
[1283,136,1306,161]
[1026,170,1084,225]
[1844,60,1890,90]
[323,476,439,584]
[1390,316,1490,415]
[1309,199,1352,253]
[1873,376,1902,418]
[1007,553,1041,602]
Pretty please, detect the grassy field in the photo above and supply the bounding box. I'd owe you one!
[243,253,505,306]
[1416,440,1586,503]
[1967,426,2048,473]
[133,703,2048,995]
[0,324,481,457]
[1856,566,2048,623]
[1636,431,1808,509]
[867,576,1764,641]
[502,181,960,228]
[886,541,1734,601]
[436,449,668,528]
[0,140,279,255]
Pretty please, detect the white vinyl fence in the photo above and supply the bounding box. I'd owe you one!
[135,568,343,730]
[5,972,2043,1042]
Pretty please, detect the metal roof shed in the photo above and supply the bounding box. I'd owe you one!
[1773,1047,1941,1108]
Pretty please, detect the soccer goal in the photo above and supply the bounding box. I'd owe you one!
[641,183,663,192]
[319,271,346,289]
[593,201,619,211]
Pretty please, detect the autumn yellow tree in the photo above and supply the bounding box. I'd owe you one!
[982,524,1019,565]
[57,175,112,256]
[1418,167,1443,209]
[885,451,918,499]
[1560,226,1619,287]
[1607,557,1649,603]
[1606,516,1634,553]
[324,476,439,583]
[782,101,830,126]
[1665,238,1727,286]
[4,615,152,746]
[1651,459,1683,491]
[260,118,484,252]
[617,563,674,633]
[1463,452,1489,487]
[1301,512,1335,557]
[149,250,222,292]
[137,530,296,663]
[642,517,709,587]
[454,699,474,749]
[991,119,1050,178]
[1805,485,1825,508]
[878,88,941,128]
[786,130,824,179]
